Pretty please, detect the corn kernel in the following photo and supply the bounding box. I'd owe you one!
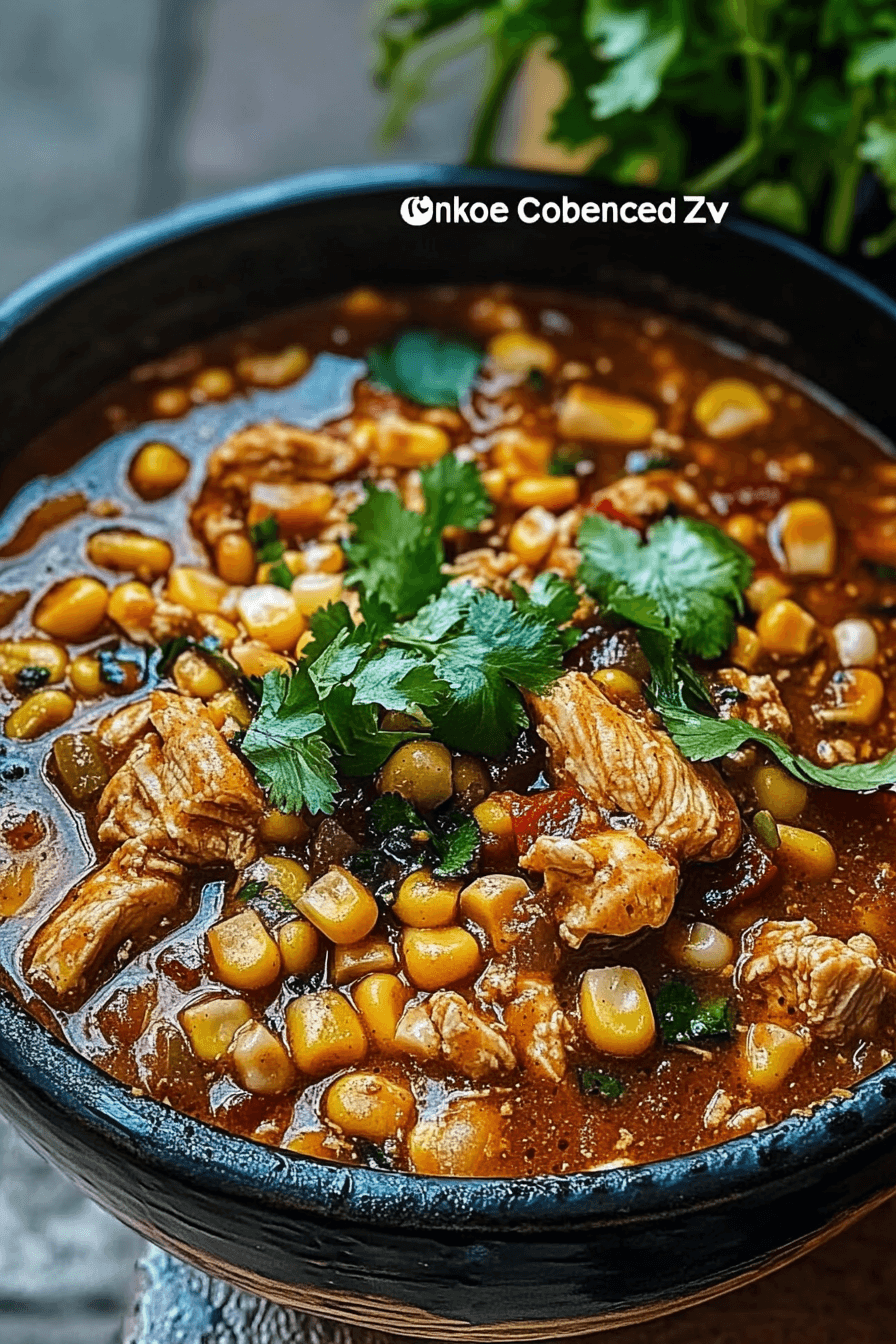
[230,641,292,678]
[379,740,453,811]
[286,990,367,1074]
[291,572,343,617]
[770,499,836,577]
[86,529,173,581]
[182,995,252,1062]
[5,688,75,740]
[725,513,760,547]
[472,797,513,844]
[491,430,553,479]
[173,650,227,700]
[509,475,579,512]
[407,1098,503,1176]
[301,541,344,574]
[459,874,528,954]
[208,909,281,990]
[166,566,229,615]
[776,825,836,880]
[730,624,762,672]
[833,618,878,669]
[352,973,412,1051]
[68,655,103,697]
[193,367,235,400]
[747,574,792,613]
[33,577,108,641]
[296,866,379,944]
[373,413,450,468]
[487,330,558,375]
[692,378,772,439]
[591,668,640,699]
[741,1021,806,1091]
[752,764,808,822]
[815,668,884,727]
[0,639,67,688]
[285,1130,334,1159]
[215,532,256,585]
[481,467,508,502]
[107,581,156,632]
[402,926,482,990]
[332,935,396,985]
[230,1021,295,1094]
[237,345,309,387]
[253,854,310,905]
[508,506,557,566]
[756,599,817,658]
[579,966,655,1057]
[278,918,320,976]
[129,442,190,499]
[393,870,460,929]
[152,386,190,417]
[259,809,309,845]
[324,1071,415,1142]
[676,922,734,972]
[238,585,305,651]
[558,383,658,444]
[248,481,334,534]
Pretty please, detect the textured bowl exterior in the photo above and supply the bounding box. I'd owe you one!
[2,165,896,1337]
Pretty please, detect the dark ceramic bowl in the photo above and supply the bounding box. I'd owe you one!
[2,166,896,1341]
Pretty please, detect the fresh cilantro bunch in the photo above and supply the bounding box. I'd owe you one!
[577,510,896,791]
[367,329,484,406]
[240,455,579,815]
[374,1,896,257]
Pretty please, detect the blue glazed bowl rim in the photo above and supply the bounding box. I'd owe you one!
[3,162,896,1233]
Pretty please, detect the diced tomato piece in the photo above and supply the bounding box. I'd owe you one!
[491,788,594,851]
[591,498,641,531]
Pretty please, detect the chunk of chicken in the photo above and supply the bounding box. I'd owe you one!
[97,691,263,867]
[428,991,516,1079]
[521,828,678,946]
[739,918,896,1042]
[29,839,182,998]
[446,546,529,597]
[504,976,571,1083]
[592,472,698,522]
[205,421,365,490]
[529,672,741,862]
[716,668,792,738]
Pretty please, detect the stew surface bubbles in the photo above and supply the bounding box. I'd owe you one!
[2,284,896,1178]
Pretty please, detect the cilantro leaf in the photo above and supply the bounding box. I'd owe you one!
[370,794,427,835]
[578,513,753,660]
[579,1068,625,1100]
[268,560,294,589]
[240,670,338,815]
[350,648,441,716]
[249,515,285,563]
[432,813,480,876]
[421,451,491,532]
[366,329,483,407]
[511,572,581,651]
[655,981,735,1046]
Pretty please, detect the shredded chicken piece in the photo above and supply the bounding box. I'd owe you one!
[716,668,792,738]
[446,546,529,596]
[725,1105,767,1136]
[528,672,741,862]
[205,421,365,489]
[428,991,516,1079]
[97,691,264,867]
[505,976,571,1082]
[592,471,698,521]
[96,700,153,753]
[739,918,896,1041]
[521,828,678,945]
[29,840,182,998]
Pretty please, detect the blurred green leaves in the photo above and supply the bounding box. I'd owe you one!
[373,0,896,255]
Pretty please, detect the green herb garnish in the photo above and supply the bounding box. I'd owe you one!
[655,981,735,1046]
[370,795,481,876]
[549,444,586,476]
[250,515,286,563]
[267,559,294,590]
[236,879,266,903]
[15,665,51,693]
[579,1068,625,1100]
[367,329,483,407]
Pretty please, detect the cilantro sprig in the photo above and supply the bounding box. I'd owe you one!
[366,329,483,407]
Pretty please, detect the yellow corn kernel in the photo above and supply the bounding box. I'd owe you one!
[296,866,379,944]
[291,572,343,617]
[833,618,878,669]
[193,367,235,400]
[407,1098,503,1177]
[230,641,291,678]
[507,506,557,566]
[248,481,334,535]
[324,1071,416,1142]
[301,541,344,574]
[752,764,807,822]
[68,655,103,697]
[393,870,460,929]
[286,990,368,1074]
[107,581,156,632]
[332,935,396,985]
[278,918,320,976]
[472,797,513,843]
[166,566,229,615]
[373,413,450,468]
[730,624,762,672]
[579,966,655,1057]
[230,1021,295,1094]
[675,922,734,972]
[776,825,836,880]
[725,513,760,547]
[215,532,256,585]
[352,973,412,1052]
[746,574,792,614]
[255,854,310,906]
[206,688,253,732]
[692,378,772,439]
[771,499,836,577]
[237,345,309,387]
[509,474,579,512]
[0,639,67,687]
[402,926,482,991]
[181,995,252,1062]
[379,740,453,812]
[196,614,239,646]
[558,383,658,444]
[208,909,281,991]
[86,529,173,581]
[152,386,190,417]
[259,809,309,845]
[741,1021,806,1091]
[491,429,553,479]
[33,576,108,641]
[238,585,305,651]
[487,330,559,375]
[285,1129,335,1159]
[173,650,227,700]
[5,688,75,740]
[481,467,508,502]
[756,598,816,658]
[591,668,640,700]
[815,668,885,727]
[342,286,392,317]
[459,874,528,954]
[853,899,896,945]
[129,441,190,499]
[0,861,33,916]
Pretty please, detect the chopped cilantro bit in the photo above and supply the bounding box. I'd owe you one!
[549,444,586,476]
[655,981,735,1046]
[236,879,266,903]
[97,649,128,687]
[15,665,51,693]
[366,329,483,407]
[579,1068,625,1100]
[526,368,546,392]
[431,811,480,876]
[249,515,278,549]
[370,793,426,835]
[624,450,676,474]
[267,559,294,590]
[240,670,338,816]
